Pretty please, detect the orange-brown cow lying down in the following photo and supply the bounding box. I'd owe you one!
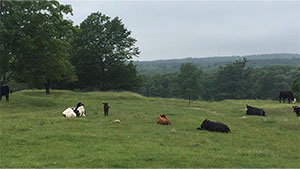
[157,114,171,125]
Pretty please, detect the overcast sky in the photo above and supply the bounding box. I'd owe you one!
[59,0,300,61]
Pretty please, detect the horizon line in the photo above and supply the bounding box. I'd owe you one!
[133,52,300,62]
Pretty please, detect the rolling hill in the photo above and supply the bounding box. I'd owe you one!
[134,53,300,74]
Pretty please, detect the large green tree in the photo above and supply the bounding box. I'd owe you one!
[211,59,253,100]
[138,73,177,98]
[253,72,289,99]
[176,63,203,104]
[0,3,12,86]
[72,12,140,90]
[252,65,295,100]
[0,0,76,94]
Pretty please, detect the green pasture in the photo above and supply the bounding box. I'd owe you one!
[0,90,299,168]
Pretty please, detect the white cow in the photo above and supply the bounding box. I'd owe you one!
[62,102,86,118]
[77,105,86,117]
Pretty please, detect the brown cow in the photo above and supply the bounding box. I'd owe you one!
[157,114,171,125]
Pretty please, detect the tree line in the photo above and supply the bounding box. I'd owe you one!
[135,53,300,75]
[135,59,300,102]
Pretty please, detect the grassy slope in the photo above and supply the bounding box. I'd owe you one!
[0,90,299,168]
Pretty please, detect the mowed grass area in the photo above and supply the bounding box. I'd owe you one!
[0,90,299,168]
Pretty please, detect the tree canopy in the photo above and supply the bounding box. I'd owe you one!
[0,0,76,94]
[136,60,298,102]
[209,59,253,100]
[176,63,204,103]
[71,12,140,90]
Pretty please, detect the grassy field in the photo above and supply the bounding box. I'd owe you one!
[0,90,299,168]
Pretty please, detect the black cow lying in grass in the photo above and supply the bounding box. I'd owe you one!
[246,105,266,116]
[0,86,10,102]
[292,106,300,116]
[197,119,230,133]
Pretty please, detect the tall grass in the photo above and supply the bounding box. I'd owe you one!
[0,90,299,168]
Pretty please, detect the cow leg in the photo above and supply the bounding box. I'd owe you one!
[5,94,9,102]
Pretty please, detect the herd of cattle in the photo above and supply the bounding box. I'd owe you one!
[1,86,299,133]
[58,90,299,133]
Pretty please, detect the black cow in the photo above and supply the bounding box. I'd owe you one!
[103,103,110,116]
[0,86,10,102]
[197,119,230,133]
[292,106,300,116]
[246,105,266,116]
[279,91,295,103]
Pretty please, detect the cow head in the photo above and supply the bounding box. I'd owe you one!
[103,103,110,110]
[160,114,167,118]
[76,102,85,117]
[261,110,266,116]
[76,102,84,107]
[292,99,297,104]
[292,106,299,114]
[201,119,210,128]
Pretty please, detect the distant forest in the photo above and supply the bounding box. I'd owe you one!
[133,54,300,101]
[134,53,300,74]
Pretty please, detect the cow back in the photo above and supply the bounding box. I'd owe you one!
[246,105,266,116]
[279,91,294,99]
[0,86,9,95]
